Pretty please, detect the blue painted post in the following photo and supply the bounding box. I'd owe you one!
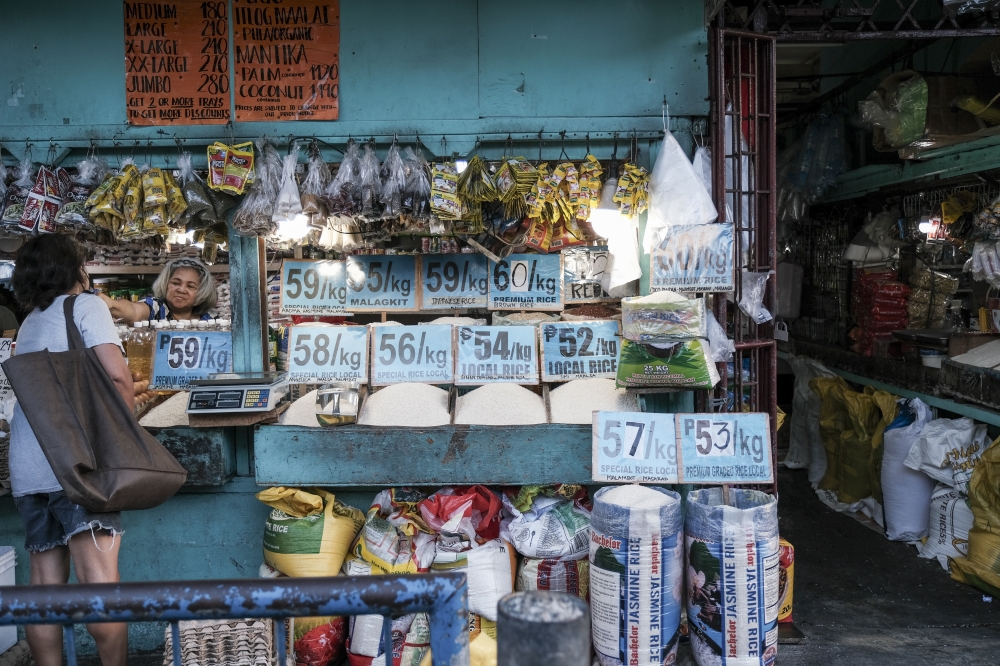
[227,215,267,374]
[428,573,470,666]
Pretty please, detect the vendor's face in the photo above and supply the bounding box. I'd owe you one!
[166,267,201,314]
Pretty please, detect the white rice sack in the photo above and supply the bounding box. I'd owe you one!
[917,484,974,570]
[882,398,936,541]
[500,492,591,560]
[904,417,984,489]
[139,392,190,428]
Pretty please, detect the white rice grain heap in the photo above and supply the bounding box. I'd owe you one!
[358,383,451,427]
[952,340,1000,368]
[425,317,485,326]
[454,384,546,425]
[549,378,637,424]
[279,389,321,427]
[139,392,190,428]
[602,484,671,509]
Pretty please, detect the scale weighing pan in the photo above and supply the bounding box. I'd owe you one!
[186,372,288,414]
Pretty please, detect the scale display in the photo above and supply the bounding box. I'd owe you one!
[185,372,288,414]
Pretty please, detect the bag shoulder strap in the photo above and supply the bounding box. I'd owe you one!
[63,295,86,351]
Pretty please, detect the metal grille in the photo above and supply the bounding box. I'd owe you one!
[901,182,1000,218]
[718,0,1000,41]
[709,29,779,493]
[789,208,855,345]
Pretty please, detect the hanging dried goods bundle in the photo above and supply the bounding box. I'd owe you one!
[379,142,407,217]
[233,138,281,236]
[272,143,303,223]
[1,157,36,225]
[358,140,382,216]
[402,146,431,219]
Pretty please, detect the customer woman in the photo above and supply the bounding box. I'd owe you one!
[10,235,131,666]
[101,257,217,323]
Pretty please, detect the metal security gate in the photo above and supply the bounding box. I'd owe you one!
[708,28,778,493]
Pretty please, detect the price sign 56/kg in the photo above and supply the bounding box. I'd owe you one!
[150,331,233,390]
[455,325,538,385]
[372,325,454,385]
[540,320,620,381]
[287,325,368,383]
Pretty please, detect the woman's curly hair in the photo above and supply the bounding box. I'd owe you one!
[12,234,88,311]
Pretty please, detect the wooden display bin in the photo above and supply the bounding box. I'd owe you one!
[145,426,237,486]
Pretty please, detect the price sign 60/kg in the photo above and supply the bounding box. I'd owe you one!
[287,325,368,383]
[455,325,538,385]
[421,254,489,309]
[540,320,620,381]
[372,325,454,385]
[150,331,233,390]
[489,254,563,311]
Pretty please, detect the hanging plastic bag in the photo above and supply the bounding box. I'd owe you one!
[326,138,361,214]
[692,144,713,198]
[55,157,100,226]
[643,131,717,253]
[379,142,407,217]
[1,157,36,224]
[358,141,381,216]
[0,159,7,202]
[402,147,431,219]
[273,143,303,224]
[739,270,774,324]
[301,141,331,225]
[233,138,281,236]
[621,290,708,341]
[705,310,734,362]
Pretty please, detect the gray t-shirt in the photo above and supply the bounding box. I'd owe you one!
[9,293,123,497]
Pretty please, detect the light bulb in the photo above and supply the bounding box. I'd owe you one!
[277,212,311,241]
[918,220,934,234]
[455,158,468,173]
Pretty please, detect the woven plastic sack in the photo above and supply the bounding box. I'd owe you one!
[500,488,591,561]
[917,484,974,570]
[905,418,987,494]
[811,377,879,504]
[430,538,516,622]
[616,338,720,389]
[346,488,437,575]
[881,398,936,541]
[783,356,836,483]
[515,558,589,600]
[590,486,683,666]
[685,488,779,666]
[256,487,364,577]
[868,387,901,506]
[621,291,707,341]
[643,131,717,254]
[951,434,1000,596]
[347,613,429,666]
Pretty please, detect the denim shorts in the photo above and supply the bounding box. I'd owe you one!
[13,492,123,553]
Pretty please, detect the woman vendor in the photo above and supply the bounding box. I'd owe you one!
[100,258,217,324]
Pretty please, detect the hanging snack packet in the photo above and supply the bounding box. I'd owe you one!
[142,167,168,207]
[55,158,100,226]
[300,142,331,226]
[96,161,139,222]
[206,142,228,190]
[1,158,36,225]
[430,163,461,220]
[20,167,63,233]
[163,170,187,225]
[576,155,603,220]
[379,142,407,217]
[221,142,254,195]
[358,141,381,216]
[457,155,497,204]
[325,138,361,214]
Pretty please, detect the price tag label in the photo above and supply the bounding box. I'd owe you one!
[539,321,620,382]
[650,223,735,293]
[592,412,678,483]
[592,412,773,484]
[280,259,352,315]
[420,254,489,309]
[344,255,419,311]
[0,338,13,401]
[676,413,772,484]
[287,325,369,383]
[371,325,454,385]
[150,331,233,390]
[489,254,563,311]
[455,326,538,385]
[563,246,635,303]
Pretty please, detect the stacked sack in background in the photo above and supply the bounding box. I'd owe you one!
[907,263,959,329]
[848,267,909,356]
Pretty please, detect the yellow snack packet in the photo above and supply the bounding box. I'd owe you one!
[164,171,188,224]
[142,168,168,207]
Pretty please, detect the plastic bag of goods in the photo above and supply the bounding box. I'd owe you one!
[917,484,974,570]
[881,398,936,541]
[621,291,707,341]
[500,484,591,561]
[515,558,589,600]
[904,418,987,496]
[616,338,720,389]
[685,488,780,666]
[347,613,430,666]
[784,355,836,483]
[950,434,1000,595]
[431,538,516,623]
[256,487,364,577]
[344,488,437,575]
[590,485,684,666]
[778,539,795,624]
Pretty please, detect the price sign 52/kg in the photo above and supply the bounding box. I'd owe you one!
[287,325,368,383]
[455,325,538,385]
[540,320,620,381]
[150,331,233,390]
[372,325,454,385]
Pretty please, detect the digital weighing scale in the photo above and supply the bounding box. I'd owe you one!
[186,372,289,414]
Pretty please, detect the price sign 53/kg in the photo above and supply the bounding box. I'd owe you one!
[455,325,538,385]
[540,320,620,381]
[421,254,489,309]
[150,331,233,390]
[287,325,368,383]
[372,325,454,385]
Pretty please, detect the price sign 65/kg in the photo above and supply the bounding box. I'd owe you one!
[150,331,233,390]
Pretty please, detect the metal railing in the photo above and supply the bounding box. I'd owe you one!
[0,573,470,666]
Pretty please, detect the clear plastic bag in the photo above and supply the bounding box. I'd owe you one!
[0,159,7,202]
[358,140,381,216]
[706,310,734,362]
[643,131,718,254]
[692,145,712,198]
[300,141,330,224]
[55,157,101,226]
[739,270,774,324]
[233,138,281,236]
[379,142,406,217]
[858,73,928,149]
[273,143,303,223]
[325,138,360,214]
[402,146,431,219]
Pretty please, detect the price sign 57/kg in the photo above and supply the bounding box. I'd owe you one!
[150,331,233,390]
[540,320,620,381]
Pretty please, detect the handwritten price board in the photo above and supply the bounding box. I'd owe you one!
[592,412,772,484]
[280,259,351,315]
[650,223,734,293]
[150,331,233,390]
[420,254,489,310]
[343,255,419,312]
[489,254,563,311]
[455,326,538,385]
[539,321,620,382]
[286,325,368,383]
[371,325,454,385]
[563,246,635,303]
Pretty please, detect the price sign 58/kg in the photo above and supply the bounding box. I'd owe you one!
[540,320,620,381]
[150,331,233,390]
[455,325,538,385]
[287,325,368,383]
[372,325,454,385]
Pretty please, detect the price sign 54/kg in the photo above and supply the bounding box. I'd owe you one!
[455,325,538,385]
[372,325,454,385]
[150,331,233,390]
[540,320,620,381]
[287,325,368,384]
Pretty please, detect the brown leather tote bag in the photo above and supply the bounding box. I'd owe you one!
[1,296,187,512]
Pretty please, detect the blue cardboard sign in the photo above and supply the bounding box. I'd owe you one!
[280,259,352,315]
[286,325,369,383]
[420,254,490,309]
[592,411,773,484]
[371,325,454,385]
[489,254,563,311]
[344,255,419,311]
[649,223,735,292]
[539,320,620,382]
[150,331,233,390]
[455,325,538,385]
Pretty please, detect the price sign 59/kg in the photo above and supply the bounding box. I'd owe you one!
[150,331,233,390]
[287,325,368,383]
[455,325,538,385]
[421,254,489,309]
[280,259,351,315]
[540,320,620,381]
[372,325,454,385]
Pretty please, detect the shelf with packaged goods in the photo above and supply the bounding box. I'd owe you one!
[86,263,282,276]
[818,134,1000,204]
